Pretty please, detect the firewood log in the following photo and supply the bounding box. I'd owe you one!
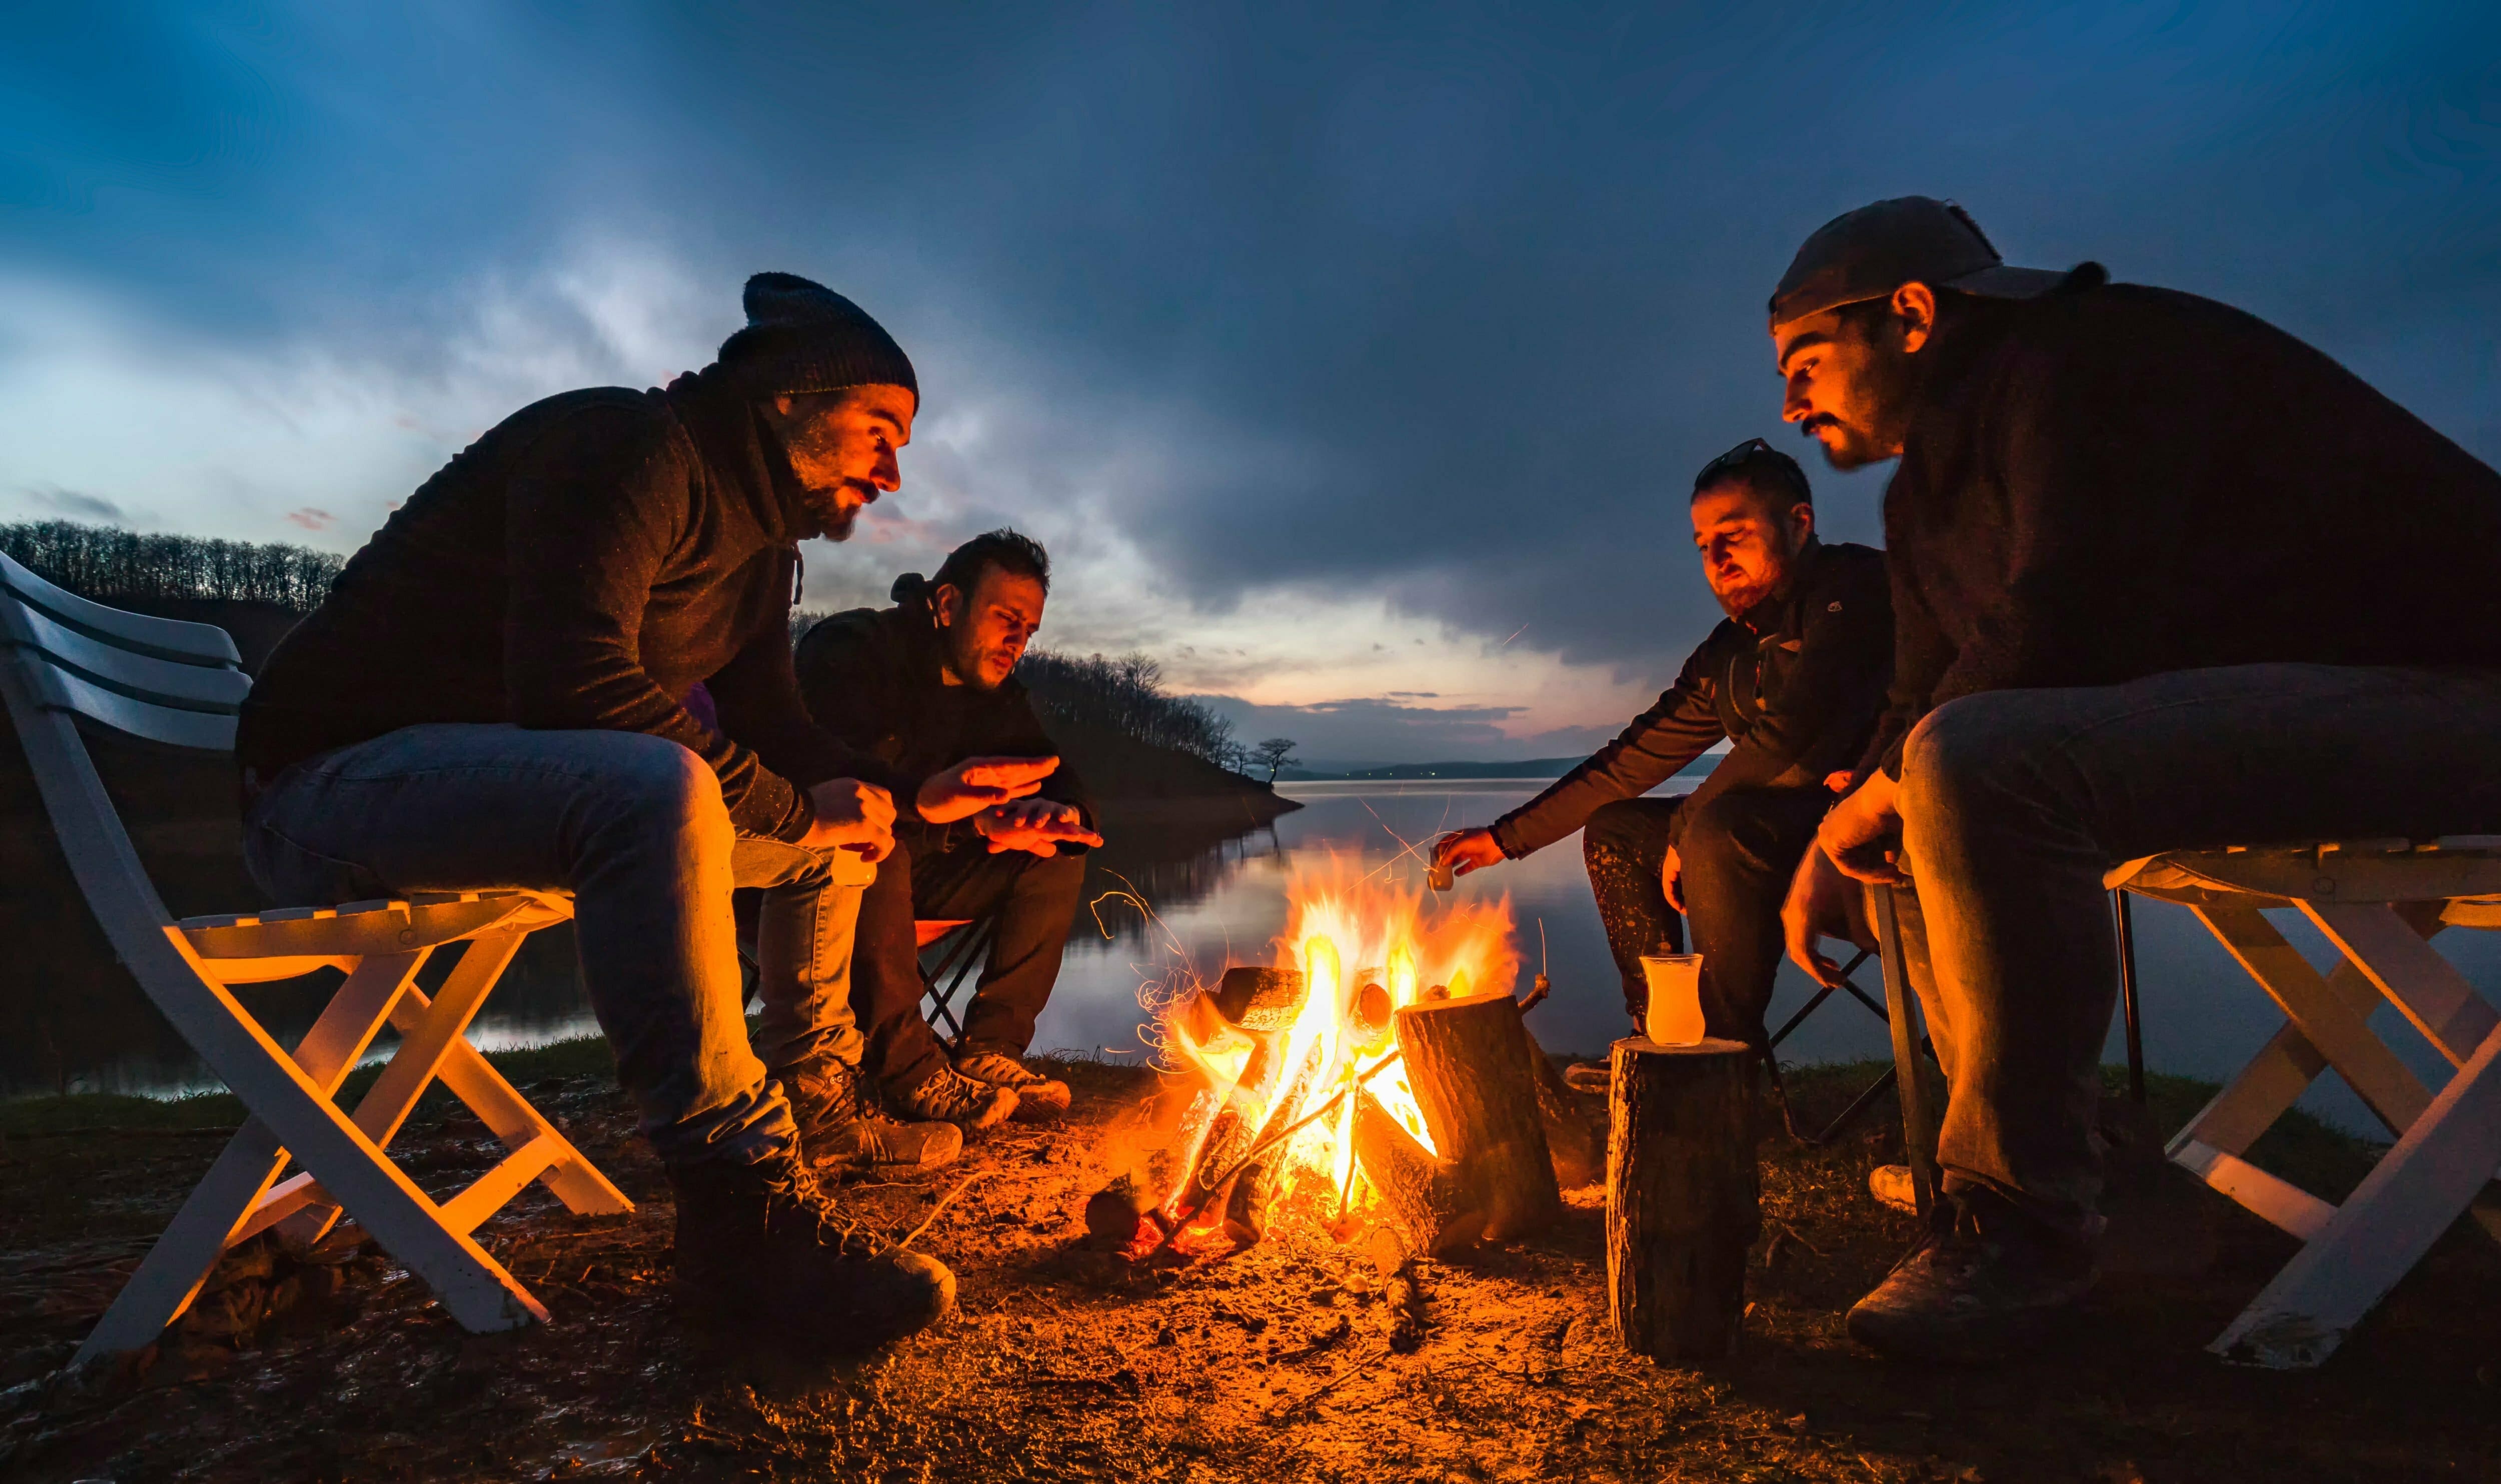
[1351,1086,1485,1258]
[1395,991,1561,1239]
[1521,1026,1605,1187]
[1605,1036,1760,1363]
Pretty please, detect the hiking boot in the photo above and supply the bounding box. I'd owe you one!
[1869,1163,1917,1213]
[892,1063,1018,1131]
[1845,1187,2096,1363]
[667,1146,953,1351]
[775,1056,961,1175]
[954,1049,1071,1121]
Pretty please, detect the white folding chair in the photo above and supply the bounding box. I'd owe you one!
[2112,838,2501,1367]
[0,549,629,1363]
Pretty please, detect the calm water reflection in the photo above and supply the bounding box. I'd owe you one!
[45,779,2501,1136]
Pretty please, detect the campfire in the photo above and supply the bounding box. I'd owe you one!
[1088,861,1602,1266]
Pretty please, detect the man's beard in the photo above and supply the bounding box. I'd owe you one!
[1709,571,1781,620]
[1803,341,1919,471]
[792,483,866,542]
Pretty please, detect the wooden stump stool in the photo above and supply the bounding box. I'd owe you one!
[1606,1036,1760,1362]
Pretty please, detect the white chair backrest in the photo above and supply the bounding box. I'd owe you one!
[0,546,255,943]
[0,548,247,753]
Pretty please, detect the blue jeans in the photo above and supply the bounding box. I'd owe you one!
[1887,663,2501,1232]
[242,723,871,1167]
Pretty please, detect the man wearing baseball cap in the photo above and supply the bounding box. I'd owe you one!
[1765,198,2501,1360]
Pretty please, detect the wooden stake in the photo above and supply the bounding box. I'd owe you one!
[1521,1026,1605,1187]
[1606,1036,1760,1363]
[1396,991,1561,1239]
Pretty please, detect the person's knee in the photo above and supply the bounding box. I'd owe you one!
[1581,798,1652,859]
[1900,695,2045,826]
[596,734,730,846]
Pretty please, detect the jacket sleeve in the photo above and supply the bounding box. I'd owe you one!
[1490,642,1728,858]
[1740,556,1895,784]
[1914,335,2180,729]
[706,597,898,825]
[499,405,818,841]
[1858,537,1955,782]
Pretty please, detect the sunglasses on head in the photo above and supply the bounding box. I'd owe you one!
[1695,437,1778,487]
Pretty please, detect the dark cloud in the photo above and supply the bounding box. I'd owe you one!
[6,3,2497,731]
[19,484,135,523]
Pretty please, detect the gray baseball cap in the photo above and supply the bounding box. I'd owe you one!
[1768,197,2068,331]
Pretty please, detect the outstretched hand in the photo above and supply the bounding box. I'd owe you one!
[974,797,1104,857]
[918,755,1060,824]
[1816,768,1905,885]
[1432,828,1507,879]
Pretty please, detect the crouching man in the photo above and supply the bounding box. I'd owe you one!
[1767,198,2501,1360]
[794,530,1102,1135]
[234,274,1032,1349]
[1432,442,1890,1049]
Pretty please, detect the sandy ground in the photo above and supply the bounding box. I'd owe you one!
[3,1054,2497,1482]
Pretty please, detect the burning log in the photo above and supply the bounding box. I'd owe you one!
[1521,1026,1605,1187]
[1350,1086,1484,1258]
[1179,966,1310,1215]
[1606,1036,1760,1362]
[1395,990,1561,1240]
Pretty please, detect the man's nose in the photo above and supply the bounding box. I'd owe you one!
[872,449,902,491]
[1781,377,1812,423]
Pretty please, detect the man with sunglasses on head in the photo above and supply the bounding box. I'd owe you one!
[1765,197,2501,1363]
[1432,440,1891,1053]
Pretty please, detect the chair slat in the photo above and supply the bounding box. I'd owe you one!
[180,893,569,960]
[0,548,242,667]
[19,657,237,752]
[7,600,248,710]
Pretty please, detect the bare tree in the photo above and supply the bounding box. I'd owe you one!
[1250,737,1298,782]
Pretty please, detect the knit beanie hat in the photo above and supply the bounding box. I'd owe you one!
[717,272,918,400]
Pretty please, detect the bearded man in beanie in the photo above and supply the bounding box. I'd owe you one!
[236,273,1044,1348]
[1765,199,2501,1361]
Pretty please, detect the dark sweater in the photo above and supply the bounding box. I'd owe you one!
[238,365,882,841]
[1865,269,2501,778]
[1493,538,1891,857]
[792,599,1094,853]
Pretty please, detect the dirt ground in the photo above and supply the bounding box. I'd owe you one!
[3,1051,2497,1483]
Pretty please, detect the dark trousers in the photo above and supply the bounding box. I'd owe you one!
[1580,787,1831,1046]
[850,825,1087,1095]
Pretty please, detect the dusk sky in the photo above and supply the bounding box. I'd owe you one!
[5,4,2494,767]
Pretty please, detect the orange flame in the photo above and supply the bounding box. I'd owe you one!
[1151,853,1519,1243]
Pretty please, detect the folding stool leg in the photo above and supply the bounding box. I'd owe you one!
[2211,1020,2501,1368]
[77,952,428,1362]
[2192,906,2431,1135]
[286,927,628,1245]
[1874,887,1938,1219]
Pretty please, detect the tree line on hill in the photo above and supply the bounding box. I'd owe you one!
[3,518,1296,779]
[1,519,347,613]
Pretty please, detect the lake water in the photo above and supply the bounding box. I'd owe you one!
[46,779,2501,1138]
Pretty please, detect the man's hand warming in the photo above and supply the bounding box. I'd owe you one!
[974,797,1104,857]
[804,778,896,862]
[918,755,1059,824]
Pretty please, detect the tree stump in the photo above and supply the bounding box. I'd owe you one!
[1396,991,1561,1239]
[1606,1036,1760,1362]
[1521,1026,1605,1187]
[1351,1087,1486,1257]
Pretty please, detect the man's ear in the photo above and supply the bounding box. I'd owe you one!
[931,582,963,629]
[1789,502,1816,546]
[1893,282,1938,355]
